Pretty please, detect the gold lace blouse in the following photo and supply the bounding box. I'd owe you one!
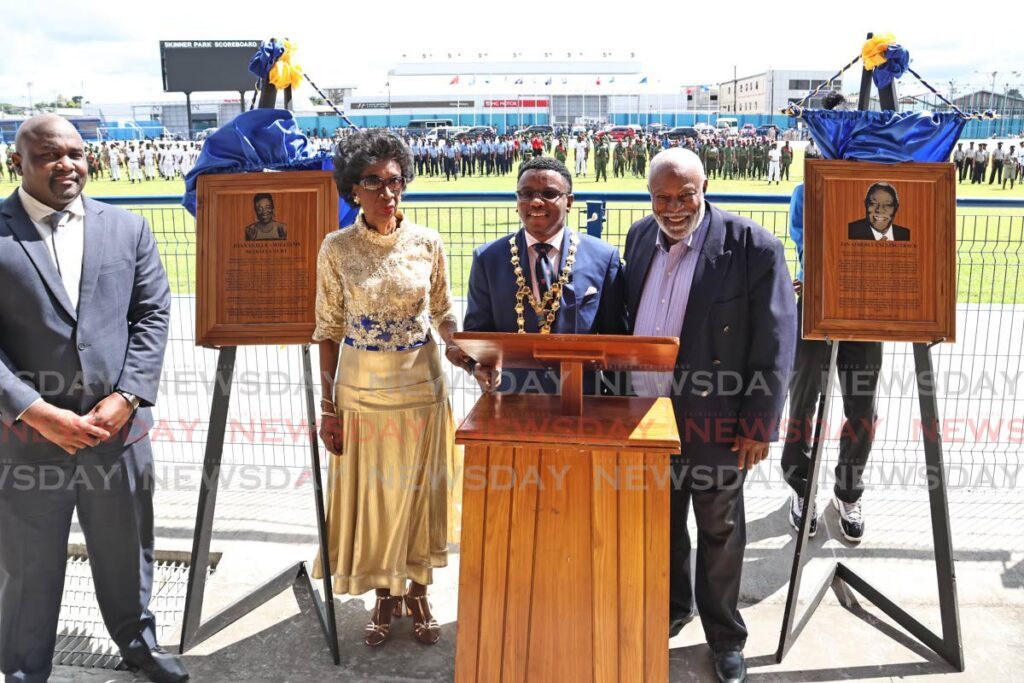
[313,215,457,351]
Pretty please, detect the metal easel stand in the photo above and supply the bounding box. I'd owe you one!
[178,344,339,664]
[775,339,963,671]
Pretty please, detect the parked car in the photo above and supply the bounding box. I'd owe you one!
[597,125,642,141]
[740,123,757,137]
[465,126,495,138]
[520,125,554,136]
[645,123,668,135]
[693,122,716,135]
[756,124,781,138]
[666,126,699,141]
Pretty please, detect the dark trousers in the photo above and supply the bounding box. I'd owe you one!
[955,160,965,182]
[780,301,882,504]
[989,160,1003,184]
[670,459,748,652]
[0,445,157,683]
[444,157,457,180]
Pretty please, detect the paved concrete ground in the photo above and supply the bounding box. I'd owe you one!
[43,297,1024,681]
[52,479,1023,682]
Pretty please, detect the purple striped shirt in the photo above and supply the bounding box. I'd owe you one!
[632,209,710,397]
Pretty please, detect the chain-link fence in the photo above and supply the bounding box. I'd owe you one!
[116,194,1023,491]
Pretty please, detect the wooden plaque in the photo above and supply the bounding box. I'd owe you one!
[195,171,337,347]
[803,160,956,343]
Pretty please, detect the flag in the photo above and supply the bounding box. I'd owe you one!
[469,76,477,86]
[561,77,568,85]
[610,76,616,84]
[686,87,694,94]
[700,85,710,92]
[515,78,523,85]
[639,76,647,84]
[596,77,602,85]
[544,77,552,86]
[449,75,459,85]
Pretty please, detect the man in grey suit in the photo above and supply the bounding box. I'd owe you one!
[0,115,186,683]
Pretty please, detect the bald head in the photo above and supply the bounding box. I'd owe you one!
[14,113,81,155]
[12,113,88,210]
[647,147,706,188]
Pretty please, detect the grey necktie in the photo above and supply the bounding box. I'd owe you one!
[46,211,69,276]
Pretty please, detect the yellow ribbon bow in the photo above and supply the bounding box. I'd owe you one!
[268,40,304,90]
[861,33,897,70]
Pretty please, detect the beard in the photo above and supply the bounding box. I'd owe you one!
[654,203,705,242]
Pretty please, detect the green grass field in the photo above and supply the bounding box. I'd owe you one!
[2,151,1020,304]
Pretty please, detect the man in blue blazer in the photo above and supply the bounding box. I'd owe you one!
[0,115,185,683]
[623,148,796,683]
[463,156,625,393]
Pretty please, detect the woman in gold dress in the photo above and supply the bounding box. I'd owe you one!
[312,130,473,646]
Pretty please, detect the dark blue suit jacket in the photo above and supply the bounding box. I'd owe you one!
[624,204,796,463]
[464,227,626,393]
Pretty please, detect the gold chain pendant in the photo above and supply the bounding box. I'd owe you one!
[509,232,579,334]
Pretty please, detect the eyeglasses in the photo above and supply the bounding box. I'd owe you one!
[358,175,406,192]
[516,189,568,202]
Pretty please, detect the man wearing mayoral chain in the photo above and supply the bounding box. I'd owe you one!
[463,156,626,394]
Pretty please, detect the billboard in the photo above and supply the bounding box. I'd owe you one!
[160,40,260,93]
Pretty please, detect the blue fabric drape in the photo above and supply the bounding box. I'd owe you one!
[182,109,359,226]
[248,39,285,81]
[872,45,910,90]
[802,109,965,163]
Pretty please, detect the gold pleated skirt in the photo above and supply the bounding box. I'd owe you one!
[312,338,457,596]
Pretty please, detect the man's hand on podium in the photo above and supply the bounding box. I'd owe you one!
[732,435,769,470]
[473,363,501,393]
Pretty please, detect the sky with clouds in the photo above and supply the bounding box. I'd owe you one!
[3,0,1021,107]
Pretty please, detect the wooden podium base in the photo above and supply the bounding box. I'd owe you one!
[454,393,678,682]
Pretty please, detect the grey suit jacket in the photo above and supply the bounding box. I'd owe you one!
[0,192,171,463]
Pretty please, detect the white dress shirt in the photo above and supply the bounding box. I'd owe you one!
[18,186,86,310]
[523,226,564,301]
[870,225,895,241]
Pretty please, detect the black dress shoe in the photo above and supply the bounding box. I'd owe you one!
[119,644,190,683]
[668,611,696,638]
[712,648,746,683]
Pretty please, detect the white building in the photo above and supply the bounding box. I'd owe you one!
[718,70,840,114]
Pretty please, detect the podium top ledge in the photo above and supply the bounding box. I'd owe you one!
[453,332,679,372]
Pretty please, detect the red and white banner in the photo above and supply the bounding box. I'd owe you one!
[483,99,549,108]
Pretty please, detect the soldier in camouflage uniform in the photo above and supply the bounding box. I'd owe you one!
[705,141,720,180]
[780,142,793,181]
[736,141,749,179]
[595,137,610,182]
[634,136,648,178]
[721,140,735,180]
[554,137,568,166]
[613,138,625,177]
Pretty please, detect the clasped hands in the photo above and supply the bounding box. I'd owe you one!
[21,393,135,455]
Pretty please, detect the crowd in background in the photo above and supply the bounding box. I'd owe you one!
[0,139,202,183]
[3,126,1024,191]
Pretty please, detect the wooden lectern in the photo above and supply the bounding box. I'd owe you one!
[453,333,681,683]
